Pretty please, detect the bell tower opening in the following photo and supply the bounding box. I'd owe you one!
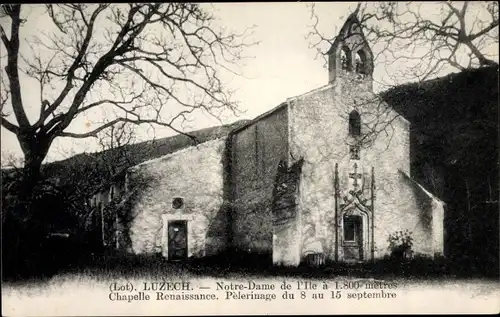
[355,50,368,75]
[327,13,374,84]
[340,46,351,72]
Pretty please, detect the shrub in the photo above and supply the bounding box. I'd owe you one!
[387,229,414,260]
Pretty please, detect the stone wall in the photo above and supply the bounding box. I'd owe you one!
[396,171,445,256]
[288,82,356,263]
[230,106,289,254]
[123,138,228,258]
[272,158,304,266]
[288,73,441,263]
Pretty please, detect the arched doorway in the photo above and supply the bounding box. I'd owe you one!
[338,204,372,262]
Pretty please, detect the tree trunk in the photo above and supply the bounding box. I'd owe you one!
[17,133,53,215]
[3,150,46,279]
[20,158,41,204]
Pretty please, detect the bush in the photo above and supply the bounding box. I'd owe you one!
[1,180,97,281]
[387,229,414,260]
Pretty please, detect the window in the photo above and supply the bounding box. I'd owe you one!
[349,110,361,137]
[172,197,184,209]
[349,145,360,160]
[355,50,367,74]
[340,46,351,71]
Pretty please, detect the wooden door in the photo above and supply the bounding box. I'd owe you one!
[343,215,363,261]
[167,220,188,260]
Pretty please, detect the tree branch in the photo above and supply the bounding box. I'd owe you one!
[36,4,109,128]
[3,3,253,177]
[59,117,198,144]
[1,116,20,134]
[0,24,10,48]
[309,2,499,83]
[4,4,30,129]
[469,19,499,40]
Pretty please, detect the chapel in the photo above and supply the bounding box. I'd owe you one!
[91,14,444,266]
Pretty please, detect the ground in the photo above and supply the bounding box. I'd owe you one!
[2,255,499,315]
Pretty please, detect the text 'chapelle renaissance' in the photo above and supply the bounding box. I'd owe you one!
[107,279,399,302]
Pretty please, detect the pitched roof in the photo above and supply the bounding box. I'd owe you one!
[327,12,372,57]
[8,120,250,191]
[399,169,445,204]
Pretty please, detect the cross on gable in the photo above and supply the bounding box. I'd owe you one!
[349,162,363,188]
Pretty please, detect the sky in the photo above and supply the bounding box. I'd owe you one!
[1,2,498,165]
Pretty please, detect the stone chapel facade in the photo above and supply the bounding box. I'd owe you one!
[96,14,445,266]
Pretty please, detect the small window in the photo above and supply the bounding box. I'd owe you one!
[349,110,361,137]
[349,145,360,160]
[172,197,184,209]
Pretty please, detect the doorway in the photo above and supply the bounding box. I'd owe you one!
[167,220,188,260]
[343,215,363,261]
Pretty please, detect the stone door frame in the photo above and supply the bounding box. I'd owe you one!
[161,213,192,259]
[337,198,373,262]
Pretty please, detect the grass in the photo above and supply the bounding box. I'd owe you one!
[3,249,498,287]
[31,252,498,280]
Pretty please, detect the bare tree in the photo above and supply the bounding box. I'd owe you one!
[421,162,445,199]
[0,4,255,212]
[308,1,498,84]
[96,120,139,177]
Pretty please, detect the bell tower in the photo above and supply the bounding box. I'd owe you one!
[327,13,374,85]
